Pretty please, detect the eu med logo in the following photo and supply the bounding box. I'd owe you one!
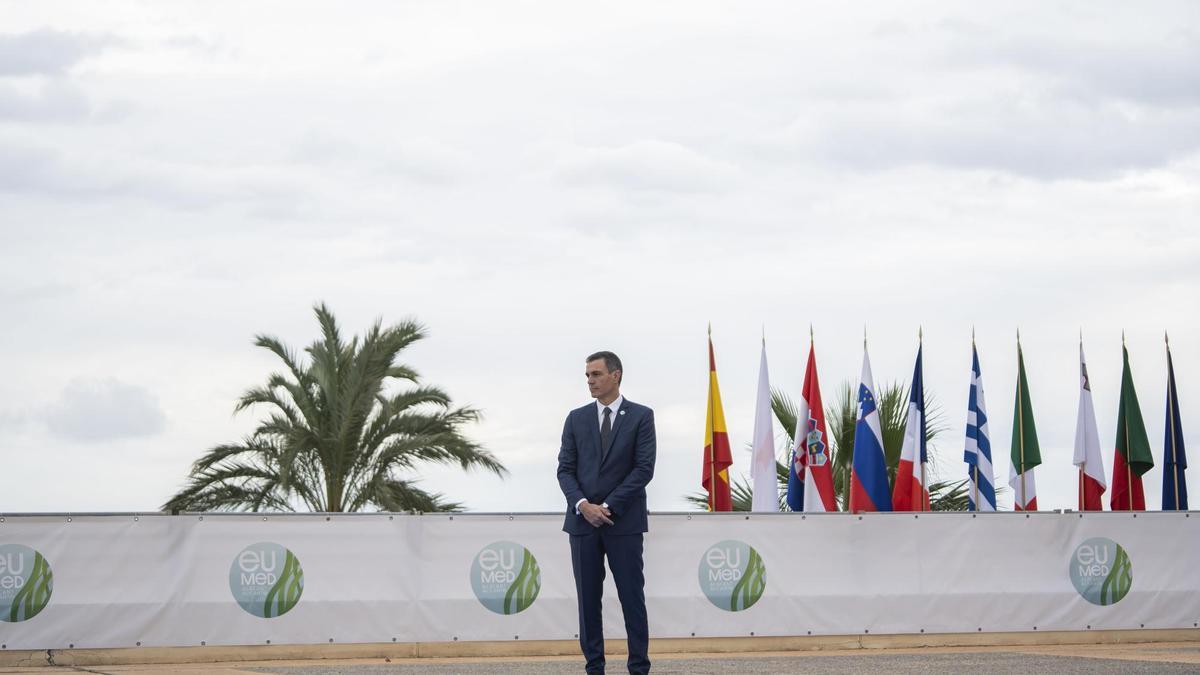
[229,542,304,618]
[0,544,52,623]
[470,541,540,615]
[1069,537,1132,606]
[698,540,765,612]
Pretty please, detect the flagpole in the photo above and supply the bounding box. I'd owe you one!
[1123,332,1132,511]
[1017,329,1026,511]
[708,323,716,512]
[851,326,867,515]
[971,328,979,511]
[1125,423,1132,511]
[1167,332,1179,510]
[1079,333,1085,511]
[808,323,815,509]
[919,326,927,511]
[973,466,979,511]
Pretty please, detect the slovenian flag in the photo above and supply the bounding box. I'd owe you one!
[1009,338,1041,511]
[702,329,734,511]
[1073,340,1107,510]
[964,343,997,511]
[789,338,837,512]
[1163,335,1188,510]
[893,340,929,511]
[849,344,892,513]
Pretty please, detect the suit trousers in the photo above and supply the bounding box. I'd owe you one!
[568,530,650,674]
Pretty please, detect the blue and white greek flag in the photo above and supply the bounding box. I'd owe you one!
[964,345,997,511]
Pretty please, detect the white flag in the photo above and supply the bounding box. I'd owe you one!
[1073,341,1107,509]
[750,340,778,512]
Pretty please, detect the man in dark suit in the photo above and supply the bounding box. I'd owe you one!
[557,351,656,675]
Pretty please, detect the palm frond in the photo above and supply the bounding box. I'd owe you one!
[770,389,799,445]
[163,303,503,513]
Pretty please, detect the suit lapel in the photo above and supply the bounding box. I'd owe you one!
[586,403,603,462]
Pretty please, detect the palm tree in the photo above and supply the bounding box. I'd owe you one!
[686,379,965,511]
[164,303,505,513]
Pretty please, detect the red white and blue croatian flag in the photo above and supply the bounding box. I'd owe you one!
[788,339,837,512]
[893,341,929,511]
[849,344,892,513]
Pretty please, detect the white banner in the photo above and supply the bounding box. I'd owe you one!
[0,512,1196,650]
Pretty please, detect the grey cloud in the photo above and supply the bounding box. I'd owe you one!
[0,410,30,432]
[555,140,740,194]
[0,29,117,76]
[871,19,913,39]
[765,91,1200,180]
[958,34,1200,108]
[161,33,232,57]
[0,141,139,200]
[760,14,1200,179]
[0,80,91,121]
[43,378,166,443]
[0,138,318,215]
[0,282,75,305]
[289,132,472,185]
[934,17,994,40]
[0,142,87,195]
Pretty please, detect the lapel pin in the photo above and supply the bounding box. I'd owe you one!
[619,410,626,415]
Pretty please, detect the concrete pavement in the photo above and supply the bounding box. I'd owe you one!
[3,643,1200,674]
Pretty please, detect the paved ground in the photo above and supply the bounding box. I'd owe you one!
[4,643,1200,674]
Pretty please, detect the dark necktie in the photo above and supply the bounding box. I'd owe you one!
[600,406,612,456]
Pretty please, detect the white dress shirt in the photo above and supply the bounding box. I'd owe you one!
[596,395,624,429]
[575,395,623,514]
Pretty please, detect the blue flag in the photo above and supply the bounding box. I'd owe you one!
[786,452,805,511]
[964,344,997,511]
[1163,340,1188,510]
[849,347,891,512]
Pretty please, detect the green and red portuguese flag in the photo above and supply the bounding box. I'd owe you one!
[702,328,734,511]
[1111,341,1155,510]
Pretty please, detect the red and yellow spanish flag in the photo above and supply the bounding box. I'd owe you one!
[703,330,734,511]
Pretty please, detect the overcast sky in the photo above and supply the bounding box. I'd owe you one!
[2,1,1198,514]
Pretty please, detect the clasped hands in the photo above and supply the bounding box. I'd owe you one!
[580,501,614,527]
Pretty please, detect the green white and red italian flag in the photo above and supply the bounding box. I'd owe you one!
[1111,342,1155,511]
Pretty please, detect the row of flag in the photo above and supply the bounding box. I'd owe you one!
[701,329,1189,513]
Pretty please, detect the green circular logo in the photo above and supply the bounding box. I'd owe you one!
[698,540,766,612]
[0,544,53,623]
[1069,537,1132,606]
[229,542,304,618]
[470,541,541,615]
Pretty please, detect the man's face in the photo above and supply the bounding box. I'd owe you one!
[585,359,620,401]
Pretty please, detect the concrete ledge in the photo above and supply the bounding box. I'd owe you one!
[2,628,1197,667]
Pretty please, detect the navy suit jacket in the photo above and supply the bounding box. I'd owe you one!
[557,398,656,535]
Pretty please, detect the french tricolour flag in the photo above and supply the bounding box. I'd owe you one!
[849,345,892,513]
[892,342,929,511]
